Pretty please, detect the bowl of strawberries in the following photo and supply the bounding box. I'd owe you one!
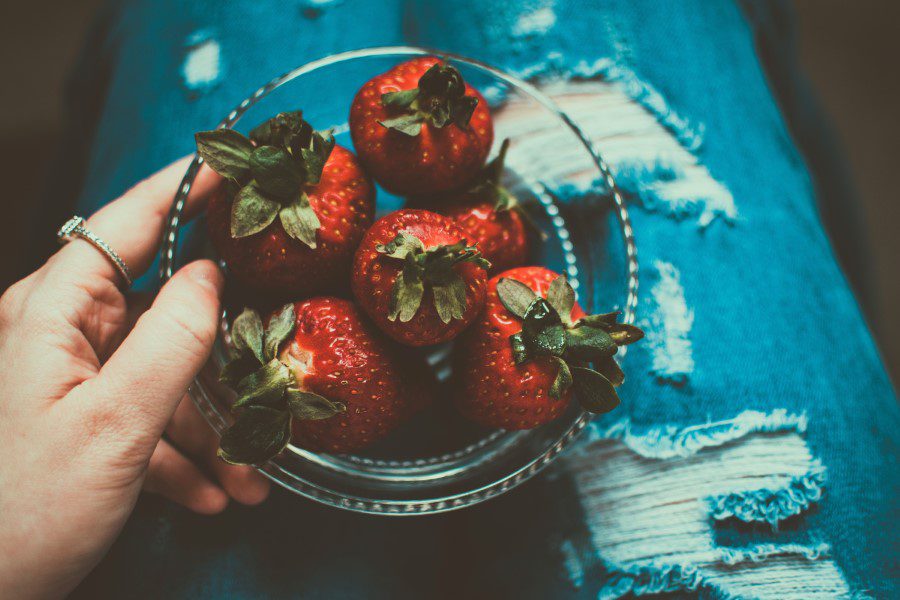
[161,47,640,514]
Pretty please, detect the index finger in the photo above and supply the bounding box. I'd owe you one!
[53,155,222,285]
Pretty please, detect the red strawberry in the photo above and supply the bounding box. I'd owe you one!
[443,202,526,274]
[216,298,431,463]
[349,57,493,196]
[352,209,490,346]
[454,267,644,429]
[439,140,529,273]
[197,111,375,297]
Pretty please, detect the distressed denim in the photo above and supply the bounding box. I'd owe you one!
[60,1,898,598]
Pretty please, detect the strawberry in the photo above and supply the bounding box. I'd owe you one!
[197,111,375,297]
[454,267,644,429]
[351,209,490,346]
[439,140,529,273]
[444,200,526,274]
[349,57,493,196]
[216,298,430,463]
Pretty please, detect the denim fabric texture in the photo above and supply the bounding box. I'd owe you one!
[63,1,898,598]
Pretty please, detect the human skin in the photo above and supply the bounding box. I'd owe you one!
[0,158,270,599]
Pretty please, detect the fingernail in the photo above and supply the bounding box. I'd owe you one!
[186,261,224,295]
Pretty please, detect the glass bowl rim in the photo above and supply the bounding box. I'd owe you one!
[159,45,639,515]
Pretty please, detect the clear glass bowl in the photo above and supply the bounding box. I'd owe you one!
[160,46,638,515]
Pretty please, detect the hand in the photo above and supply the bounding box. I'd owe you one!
[0,158,270,599]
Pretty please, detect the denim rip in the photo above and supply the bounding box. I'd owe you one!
[511,4,558,38]
[554,411,862,599]
[180,30,222,95]
[490,59,737,228]
[641,260,695,384]
[708,461,827,530]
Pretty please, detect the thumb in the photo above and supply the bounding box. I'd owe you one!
[88,260,224,440]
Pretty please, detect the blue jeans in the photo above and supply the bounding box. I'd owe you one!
[65,1,897,598]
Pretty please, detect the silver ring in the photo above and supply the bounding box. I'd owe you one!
[57,216,134,288]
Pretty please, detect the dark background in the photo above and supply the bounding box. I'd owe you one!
[1,1,897,383]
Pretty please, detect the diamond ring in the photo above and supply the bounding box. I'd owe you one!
[57,216,134,288]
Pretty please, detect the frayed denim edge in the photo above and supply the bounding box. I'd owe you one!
[509,52,705,152]
[599,564,709,600]
[493,56,738,227]
[582,409,807,460]
[719,542,830,565]
[598,544,856,600]
[708,461,826,529]
[545,155,738,227]
[570,412,868,598]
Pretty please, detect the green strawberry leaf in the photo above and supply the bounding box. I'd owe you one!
[217,405,291,466]
[451,247,491,271]
[379,234,487,323]
[532,323,566,357]
[522,298,564,352]
[430,102,452,128]
[418,62,465,98]
[231,308,265,363]
[571,366,620,414]
[381,88,419,109]
[230,183,280,238]
[286,389,346,421]
[412,63,479,129]
[247,113,334,185]
[450,95,478,129]
[432,276,467,324]
[606,324,645,346]
[315,129,336,155]
[279,192,320,249]
[249,110,311,150]
[388,256,425,322]
[547,275,575,325]
[376,232,425,258]
[219,354,260,388]
[233,358,292,411]
[493,186,516,212]
[195,129,254,181]
[574,313,643,345]
[248,119,277,147]
[461,139,519,213]
[300,148,325,184]
[379,114,425,136]
[594,357,625,387]
[510,331,530,364]
[250,145,303,199]
[485,139,510,185]
[550,357,573,398]
[424,240,486,273]
[300,130,335,185]
[518,298,567,359]
[496,278,537,319]
[263,303,296,362]
[423,242,488,322]
[565,326,617,361]
[576,312,621,328]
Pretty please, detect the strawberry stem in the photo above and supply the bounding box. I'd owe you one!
[216,304,346,465]
[195,110,334,245]
[377,232,491,323]
[495,275,645,409]
[379,62,479,136]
